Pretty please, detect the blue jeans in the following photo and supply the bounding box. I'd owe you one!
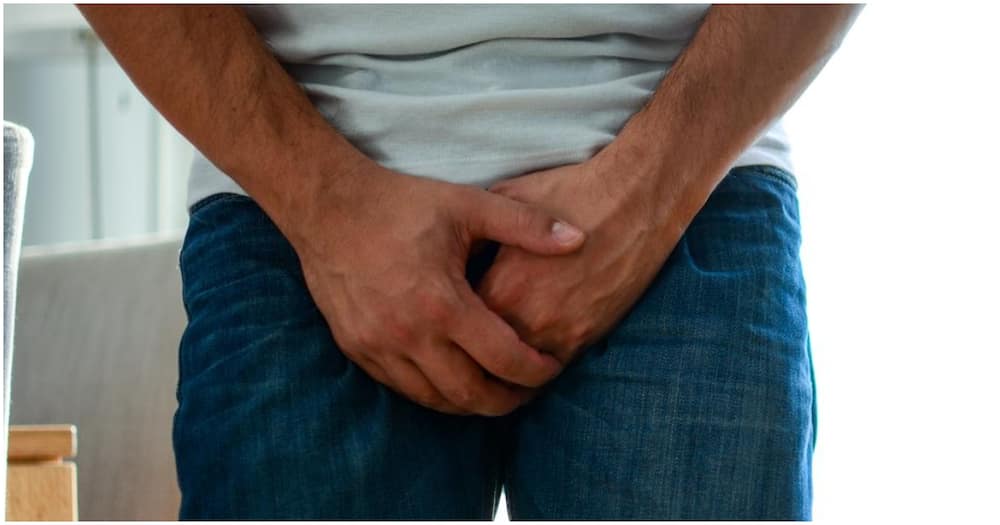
[173,164,815,520]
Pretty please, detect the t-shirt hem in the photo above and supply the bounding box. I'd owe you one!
[186,145,795,212]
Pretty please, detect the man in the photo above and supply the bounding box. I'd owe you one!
[79,4,860,520]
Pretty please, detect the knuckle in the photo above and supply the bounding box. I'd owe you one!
[451,389,475,409]
[567,323,592,350]
[547,323,592,361]
[410,388,443,409]
[489,349,520,379]
[492,276,527,308]
[415,283,456,327]
[377,317,424,353]
[384,313,416,344]
[478,280,499,308]
[344,326,378,354]
[449,379,482,409]
[337,343,365,366]
[526,307,558,334]
[427,300,458,332]
[478,272,507,307]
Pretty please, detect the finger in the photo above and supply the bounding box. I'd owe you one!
[450,286,563,388]
[355,353,469,415]
[379,356,470,415]
[414,341,533,417]
[462,190,584,256]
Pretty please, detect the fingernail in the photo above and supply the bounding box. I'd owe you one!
[551,221,583,244]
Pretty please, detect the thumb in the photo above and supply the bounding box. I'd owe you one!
[464,191,585,255]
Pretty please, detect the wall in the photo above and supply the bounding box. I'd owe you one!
[3,4,191,247]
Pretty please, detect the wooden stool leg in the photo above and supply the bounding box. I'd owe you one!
[6,425,78,521]
[6,461,78,521]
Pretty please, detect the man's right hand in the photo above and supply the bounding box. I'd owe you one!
[76,5,583,416]
[284,159,586,416]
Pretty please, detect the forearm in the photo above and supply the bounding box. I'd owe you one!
[606,4,863,234]
[77,5,370,231]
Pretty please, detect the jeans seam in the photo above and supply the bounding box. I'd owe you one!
[732,164,799,192]
[188,192,252,216]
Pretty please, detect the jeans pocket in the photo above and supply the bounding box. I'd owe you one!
[682,165,802,276]
[188,192,252,216]
[732,164,798,192]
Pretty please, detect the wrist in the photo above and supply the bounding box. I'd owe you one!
[594,127,721,244]
[236,127,378,247]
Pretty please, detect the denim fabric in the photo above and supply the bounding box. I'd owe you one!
[173,164,815,520]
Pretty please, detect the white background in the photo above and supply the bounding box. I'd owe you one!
[788,3,999,522]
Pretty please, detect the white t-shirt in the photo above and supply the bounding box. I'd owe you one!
[187,4,793,209]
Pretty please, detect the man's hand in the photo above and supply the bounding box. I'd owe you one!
[478,147,681,365]
[77,5,591,416]
[479,4,862,366]
[288,159,585,416]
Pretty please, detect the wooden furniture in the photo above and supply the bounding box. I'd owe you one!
[6,425,78,521]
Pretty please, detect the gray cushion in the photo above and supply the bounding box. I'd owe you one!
[12,234,185,520]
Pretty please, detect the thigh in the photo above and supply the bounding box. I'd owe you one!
[172,194,502,519]
[504,166,816,520]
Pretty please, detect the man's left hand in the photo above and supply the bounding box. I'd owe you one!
[478,149,687,366]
